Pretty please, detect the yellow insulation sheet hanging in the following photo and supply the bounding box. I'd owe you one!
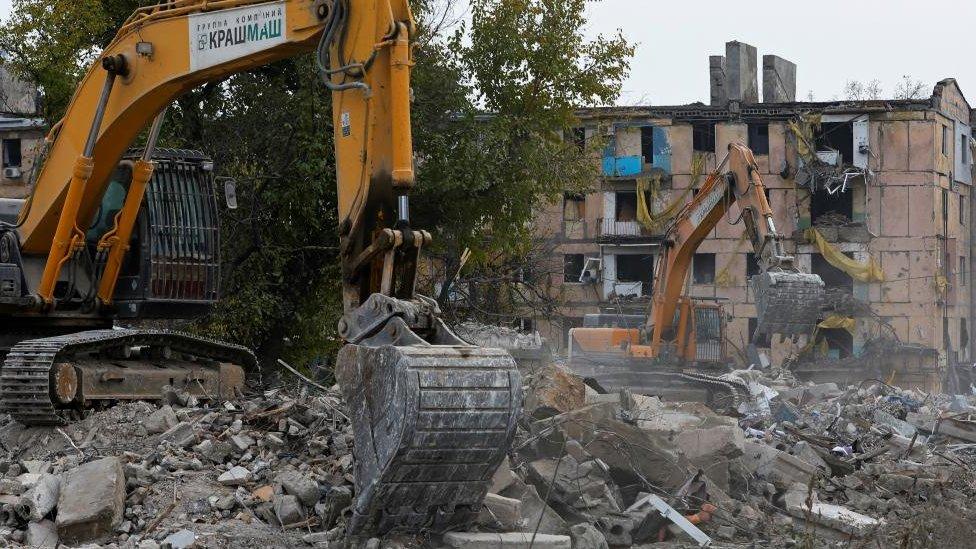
[788,113,821,163]
[636,153,706,231]
[636,177,691,230]
[803,227,884,282]
[714,231,750,288]
[818,314,856,334]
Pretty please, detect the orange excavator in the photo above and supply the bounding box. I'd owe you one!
[0,0,520,534]
[569,143,823,405]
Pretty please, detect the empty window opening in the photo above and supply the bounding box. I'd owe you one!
[615,191,637,222]
[745,252,762,278]
[811,252,854,290]
[961,256,967,286]
[814,122,854,165]
[692,122,716,153]
[747,123,769,155]
[571,127,586,151]
[962,318,969,356]
[818,328,853,359]
[564,254,584,283]
[563,192,585,221]
[962,194,967,225]
[810,187,854,225]
[518,318,534,333]
[616,254,653,296]
[962,133,970,165]
[747,317,772,348]
[641,126,654,165]
[1,139,21,169]
[942,124,950,156]
[693,253,716,284]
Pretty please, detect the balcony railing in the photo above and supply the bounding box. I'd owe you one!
[597,218,657,240]
[608,281,645,298]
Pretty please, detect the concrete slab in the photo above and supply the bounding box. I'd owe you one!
[443,532,571,549]
[56,457,125,545]
[784,483,882,538]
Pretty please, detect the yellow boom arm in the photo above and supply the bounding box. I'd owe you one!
[18,0,414,310]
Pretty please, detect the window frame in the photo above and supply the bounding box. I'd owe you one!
[692,122,716,154]
[747,122,770,155]
[563,254,585,284]
[1,138,22,169]
[692,253,716,285]
[640,126,655,166]
[562,192,585,222]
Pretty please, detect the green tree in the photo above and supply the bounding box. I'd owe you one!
[411,0,633,321]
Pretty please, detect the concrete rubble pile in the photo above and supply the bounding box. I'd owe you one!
[1,362,976,548]
[0,384,355,548]
[491,363,976,548]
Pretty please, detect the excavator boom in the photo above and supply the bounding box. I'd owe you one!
[649,142,823,347]
[569,143,822,395]
[1,0,520,535]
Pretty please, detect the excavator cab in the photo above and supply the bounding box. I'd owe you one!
[47,149,221,319]
[686,299,725,363]
[107,150,221,318]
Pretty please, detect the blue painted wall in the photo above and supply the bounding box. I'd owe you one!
[652,126,671,174]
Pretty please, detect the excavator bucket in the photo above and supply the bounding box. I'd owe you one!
[751,271,824,337]
[336,343,521,534]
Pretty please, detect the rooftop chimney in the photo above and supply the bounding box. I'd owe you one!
[763,54,797,103]
[709,56,727,106]
[725,41,759,103]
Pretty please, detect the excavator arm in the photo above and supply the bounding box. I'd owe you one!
[9,0,520,534]
[18,0,413,310]
[20,0,327,304]
[647,142,823,352]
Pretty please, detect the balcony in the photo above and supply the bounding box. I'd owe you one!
[597,218,659,241]
[608,281,645,298]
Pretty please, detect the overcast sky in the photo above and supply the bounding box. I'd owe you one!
[2,0,973,106]
[584,0,976,105]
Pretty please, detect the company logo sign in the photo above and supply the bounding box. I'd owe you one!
[690,185,725,227]
[189,2,286,71]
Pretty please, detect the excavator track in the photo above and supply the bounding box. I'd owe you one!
[567,354,751,413]
[0,329,256,425]
[678,370,750,413]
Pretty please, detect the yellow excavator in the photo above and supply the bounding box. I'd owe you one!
[569,143,823,405]
[0,0,520,534]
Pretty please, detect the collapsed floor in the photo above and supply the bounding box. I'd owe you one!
[1,361,976,547]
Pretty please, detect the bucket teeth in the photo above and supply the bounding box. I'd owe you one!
[751,271,825,336]
[337,344,521,534]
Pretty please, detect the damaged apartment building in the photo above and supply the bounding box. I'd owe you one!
[0,62,43,198]
[538,41,976,386]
